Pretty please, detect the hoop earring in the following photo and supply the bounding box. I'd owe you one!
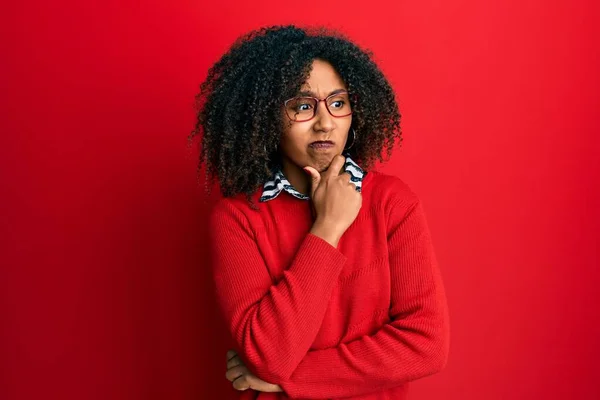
[344,128,357,150]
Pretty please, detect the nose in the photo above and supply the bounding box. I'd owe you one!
[312,100,334,132]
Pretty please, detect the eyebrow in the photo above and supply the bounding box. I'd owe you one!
[296,88,347,97]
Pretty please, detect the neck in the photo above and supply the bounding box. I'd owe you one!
[281,159,310,195]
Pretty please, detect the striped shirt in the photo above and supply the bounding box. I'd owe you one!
[259,154,365,202]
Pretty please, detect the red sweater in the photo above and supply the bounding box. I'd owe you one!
[209,170,450,399]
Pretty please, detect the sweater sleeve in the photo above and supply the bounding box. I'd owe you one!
[278,200,450,399]
[209,199,348,383]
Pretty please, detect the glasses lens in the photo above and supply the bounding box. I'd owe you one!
[286,97,317,121]
[284,92,353,121]
[327,92,352,117]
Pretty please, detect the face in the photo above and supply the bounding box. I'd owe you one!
[279,59,352,174]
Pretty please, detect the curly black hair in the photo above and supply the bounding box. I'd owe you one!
[188,25,402,201]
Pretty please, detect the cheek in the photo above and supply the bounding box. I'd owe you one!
[281,132,305,152]
[344,116,353,130]
[281,123,310,147]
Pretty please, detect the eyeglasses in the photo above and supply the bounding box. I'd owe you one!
[284,91,354,122]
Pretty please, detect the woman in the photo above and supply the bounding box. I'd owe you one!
[190,25,449,399]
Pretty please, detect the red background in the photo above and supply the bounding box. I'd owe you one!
[2,1,599,399]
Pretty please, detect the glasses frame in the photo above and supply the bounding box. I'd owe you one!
[283,91,355,122]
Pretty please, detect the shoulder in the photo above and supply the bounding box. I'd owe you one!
[363,169,429,229]
[209,190,263,228]
[363,169,420,208]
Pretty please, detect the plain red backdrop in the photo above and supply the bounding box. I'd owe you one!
[2,1,599,399]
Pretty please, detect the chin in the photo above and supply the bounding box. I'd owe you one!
[316,157,337,173]
[301,150,342,172]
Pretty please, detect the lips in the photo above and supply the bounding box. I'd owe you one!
[309,140,335,148]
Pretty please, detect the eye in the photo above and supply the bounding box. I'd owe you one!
[295,102,313,112]
[330,100,344,109]
[293,101,313,113]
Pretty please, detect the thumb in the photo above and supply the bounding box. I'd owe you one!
[303,166,321,198]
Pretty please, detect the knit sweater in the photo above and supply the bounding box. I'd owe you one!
[209,169,450,399]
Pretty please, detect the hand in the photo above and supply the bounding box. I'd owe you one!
[304,154,362,247]
[225,349,283,393]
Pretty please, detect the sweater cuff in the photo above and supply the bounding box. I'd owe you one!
[295,233,347,274]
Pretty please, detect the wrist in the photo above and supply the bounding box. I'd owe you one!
[310,220,342,247]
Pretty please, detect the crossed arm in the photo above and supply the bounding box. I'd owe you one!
[211,199,449,398]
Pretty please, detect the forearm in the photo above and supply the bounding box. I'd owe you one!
[211,201,348,382]
[279,291,449,398]
[225,234,347,382]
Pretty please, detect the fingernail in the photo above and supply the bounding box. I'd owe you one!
[303,167,310,175]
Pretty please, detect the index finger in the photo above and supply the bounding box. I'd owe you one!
[324,155,346,179]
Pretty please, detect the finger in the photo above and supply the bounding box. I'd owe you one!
[303,166,321,198]
[246,374,281,393]
[340,171,353,184]
[226,354,243,370]
[226,349,237,361]
[225,365,248,382]
[325,155,346,179]
[232,374,250,391]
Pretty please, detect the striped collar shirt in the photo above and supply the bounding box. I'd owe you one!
[259,155,365,202]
